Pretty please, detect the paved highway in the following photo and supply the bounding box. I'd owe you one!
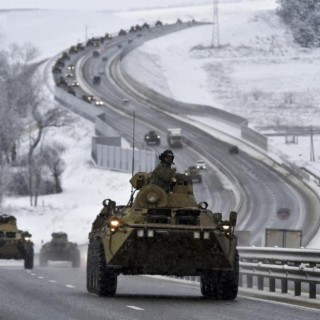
[1,262,319,320]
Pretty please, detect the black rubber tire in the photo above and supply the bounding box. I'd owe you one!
[24,245,34,269]
[87,239,117,296]
[86,242,95,293]
[200,249,239,300]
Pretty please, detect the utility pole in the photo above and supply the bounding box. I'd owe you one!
[310,127,315,161]
[85,25,88,42]
[211,0,220,48]
[269,35,284,56]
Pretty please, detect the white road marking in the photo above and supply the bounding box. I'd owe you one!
[30,273,36,276]
[49,280,57,283]
[127,306,144,311]
[65,284,75,288]
[37,276,44,279]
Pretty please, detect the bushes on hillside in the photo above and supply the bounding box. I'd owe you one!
[277,0,320,47]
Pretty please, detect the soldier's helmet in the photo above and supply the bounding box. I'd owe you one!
[159,150,174,164]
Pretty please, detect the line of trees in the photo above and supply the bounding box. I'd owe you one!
[0,43,70,207]
[277,0,320,47]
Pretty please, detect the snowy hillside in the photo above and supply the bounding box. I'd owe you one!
[123,3,320,131]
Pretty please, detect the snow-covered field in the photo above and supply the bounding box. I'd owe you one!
[1,0,320,253]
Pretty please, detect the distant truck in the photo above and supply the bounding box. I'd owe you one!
[167,128,183,147]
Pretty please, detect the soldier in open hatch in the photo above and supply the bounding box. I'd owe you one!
[150,150,177,193]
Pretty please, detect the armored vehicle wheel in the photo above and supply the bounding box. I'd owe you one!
[201,250,239,300]
[86,242,95,293]
[24,246,34,269]
[87,239,117,296]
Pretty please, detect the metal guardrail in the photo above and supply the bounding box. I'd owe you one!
[238,247,320,299]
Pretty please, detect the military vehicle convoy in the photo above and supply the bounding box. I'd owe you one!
[87,170,239,299]
[0,214,34,269]
[39,232,80,267]
[144,130,161,145]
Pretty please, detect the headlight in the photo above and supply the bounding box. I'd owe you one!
[193,231,201,239]
[137,229,144,237]
[110,220,120,227]
[222,225,230,230]
[147,192,158,204]
[203,232,210,240]
[147,230,154,237]
[24,237,31,242]
[108,217,124,232]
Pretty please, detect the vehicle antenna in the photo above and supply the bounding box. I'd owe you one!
[131,110,135,177]
[129,110,136,207]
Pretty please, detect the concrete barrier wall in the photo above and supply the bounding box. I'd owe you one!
[96,145,156,173]
[241,126,268,151]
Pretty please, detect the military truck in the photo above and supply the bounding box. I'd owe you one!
[229,145,239,154]
[184,166,202,183]
[87,170,239,299]
[93,50,100,58]
[144,130,161,145]
[0,214,34,269]
[167,128,183,148]
[39,232,80,267]
[93,76,101,85]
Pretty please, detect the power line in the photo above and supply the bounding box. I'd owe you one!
[211,0,220,48]
[310,127,315,161]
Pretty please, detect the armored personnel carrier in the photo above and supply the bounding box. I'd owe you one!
[87,170,239,299]
[0,214,34,269]
[39,232,80,267]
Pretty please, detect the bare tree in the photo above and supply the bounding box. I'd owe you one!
[41,143,66,194]
[0,164,10,207]
[27,87,69,206]
[0,43,40,165]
